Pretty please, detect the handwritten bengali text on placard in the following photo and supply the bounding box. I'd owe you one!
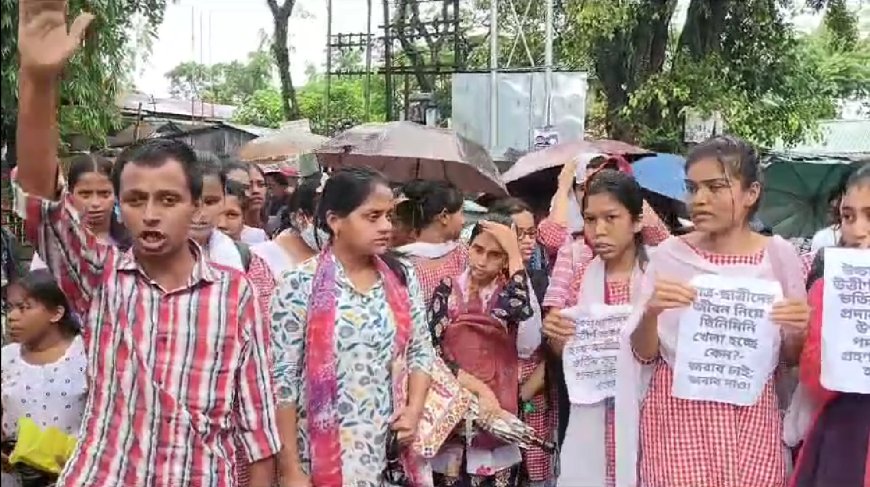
[672,275,782,406]
[562,304,633,405]
[821,249,870,393]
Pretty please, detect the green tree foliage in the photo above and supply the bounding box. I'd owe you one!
[231,72,387,135]
[297,72,387,135]
[809,0,870,105]
[459,0,870,151]
[165,40,274,106]
[617,0,870,150]
[232,88,284,128]
[0,0,174,152]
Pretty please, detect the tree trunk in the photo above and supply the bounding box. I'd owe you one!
[268,0,301,120]
[593,0,677,141]
[678,0,730,60]
[394,0,435,93]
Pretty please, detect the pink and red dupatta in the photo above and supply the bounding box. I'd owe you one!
[305,247,428,486]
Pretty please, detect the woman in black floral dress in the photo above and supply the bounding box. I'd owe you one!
[427,214,533,487]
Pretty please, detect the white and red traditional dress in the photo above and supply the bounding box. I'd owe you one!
[556,254,645,487]
[791,277,870,487]
[615,236,808,487]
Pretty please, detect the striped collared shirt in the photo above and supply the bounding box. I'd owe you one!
[17,189,281,487]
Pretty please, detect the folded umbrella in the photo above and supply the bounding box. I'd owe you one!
[412,358,555,459]
[466,400,556,453]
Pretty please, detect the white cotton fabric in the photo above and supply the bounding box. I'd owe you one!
[613,236,808,487]
[516,274,543,360]
[557,255,646,487]
[29,253,47,271]
[240,225,269,245]
[396,241,459,260]
[810,225,840,252]
[252,237,299,279]
[207,230,245,271]
[1,336,88,439]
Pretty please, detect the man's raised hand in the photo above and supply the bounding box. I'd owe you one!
[19,0,94,78]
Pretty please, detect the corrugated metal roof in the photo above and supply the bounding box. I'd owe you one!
[118,93,236,121]
[221,123,277,137]
[772,119,870,158]
[108,120,219,147]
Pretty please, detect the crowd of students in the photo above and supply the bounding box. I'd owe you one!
[1,2,869,487]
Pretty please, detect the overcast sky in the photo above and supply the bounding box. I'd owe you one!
[135,0,381,97]
[134,0,847,98]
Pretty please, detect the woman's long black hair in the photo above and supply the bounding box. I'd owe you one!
[397,179,464,233]
[582,169,649,270]
[278,178,320,235]
[66,153,131,250]
[9,269,79,336]
[316,167,408,285]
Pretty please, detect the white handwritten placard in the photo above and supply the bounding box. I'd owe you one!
[672,275,782,406]
[562,304,633,405]
[821,248,870,394]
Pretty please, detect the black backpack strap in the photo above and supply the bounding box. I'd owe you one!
[234,241,253,272]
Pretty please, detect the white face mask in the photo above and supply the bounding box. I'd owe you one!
[299,224,329,251]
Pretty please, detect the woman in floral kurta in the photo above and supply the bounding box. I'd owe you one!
[426,216,534,487]
[271,255,435,485]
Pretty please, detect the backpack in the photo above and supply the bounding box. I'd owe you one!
[441,280,519,450]
[234,241,253,272]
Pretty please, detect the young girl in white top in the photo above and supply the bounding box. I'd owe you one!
[253,178,322,279]
[1,269,87,485]
[542,170,650,487]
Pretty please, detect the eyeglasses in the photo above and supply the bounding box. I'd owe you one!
[516,227,537,240]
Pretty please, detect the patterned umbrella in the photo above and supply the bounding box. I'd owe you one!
[467,401,556,453]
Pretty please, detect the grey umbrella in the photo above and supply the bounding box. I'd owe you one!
[315,122,508,196]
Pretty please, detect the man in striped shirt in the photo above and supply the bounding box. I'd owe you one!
[14,2,281,486]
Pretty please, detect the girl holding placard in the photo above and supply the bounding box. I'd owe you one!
[792,163,869,487]
[542,169,649,487]
[622,136,811,487]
